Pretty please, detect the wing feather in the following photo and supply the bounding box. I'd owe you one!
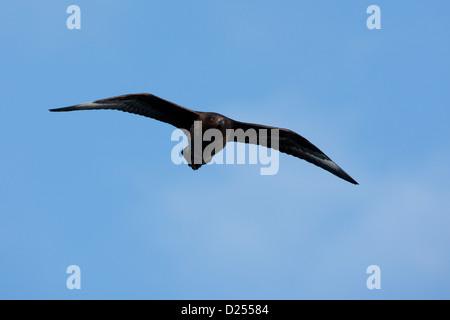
[231,120,358,184]
[50,93,199,130]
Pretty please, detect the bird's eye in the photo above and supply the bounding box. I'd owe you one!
[218,119,225,127]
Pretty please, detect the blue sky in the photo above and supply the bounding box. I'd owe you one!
[0,0,449,299]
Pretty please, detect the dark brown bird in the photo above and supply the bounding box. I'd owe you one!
[50,93,358,184]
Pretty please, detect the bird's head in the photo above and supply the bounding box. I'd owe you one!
[217,117,226,128]
[208,113,228,130]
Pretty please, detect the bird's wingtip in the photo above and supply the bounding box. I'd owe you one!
[344,175,359,185]
[335,166,358,185]
[49,105,81,112]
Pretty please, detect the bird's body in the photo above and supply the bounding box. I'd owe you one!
[50,93,358,184]
[183,112,231,169]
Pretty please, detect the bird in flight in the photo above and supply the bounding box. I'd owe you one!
[50,93,358,184]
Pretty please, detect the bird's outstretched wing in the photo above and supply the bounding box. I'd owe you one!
[230,120,358,184]
[50,93,200,130]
